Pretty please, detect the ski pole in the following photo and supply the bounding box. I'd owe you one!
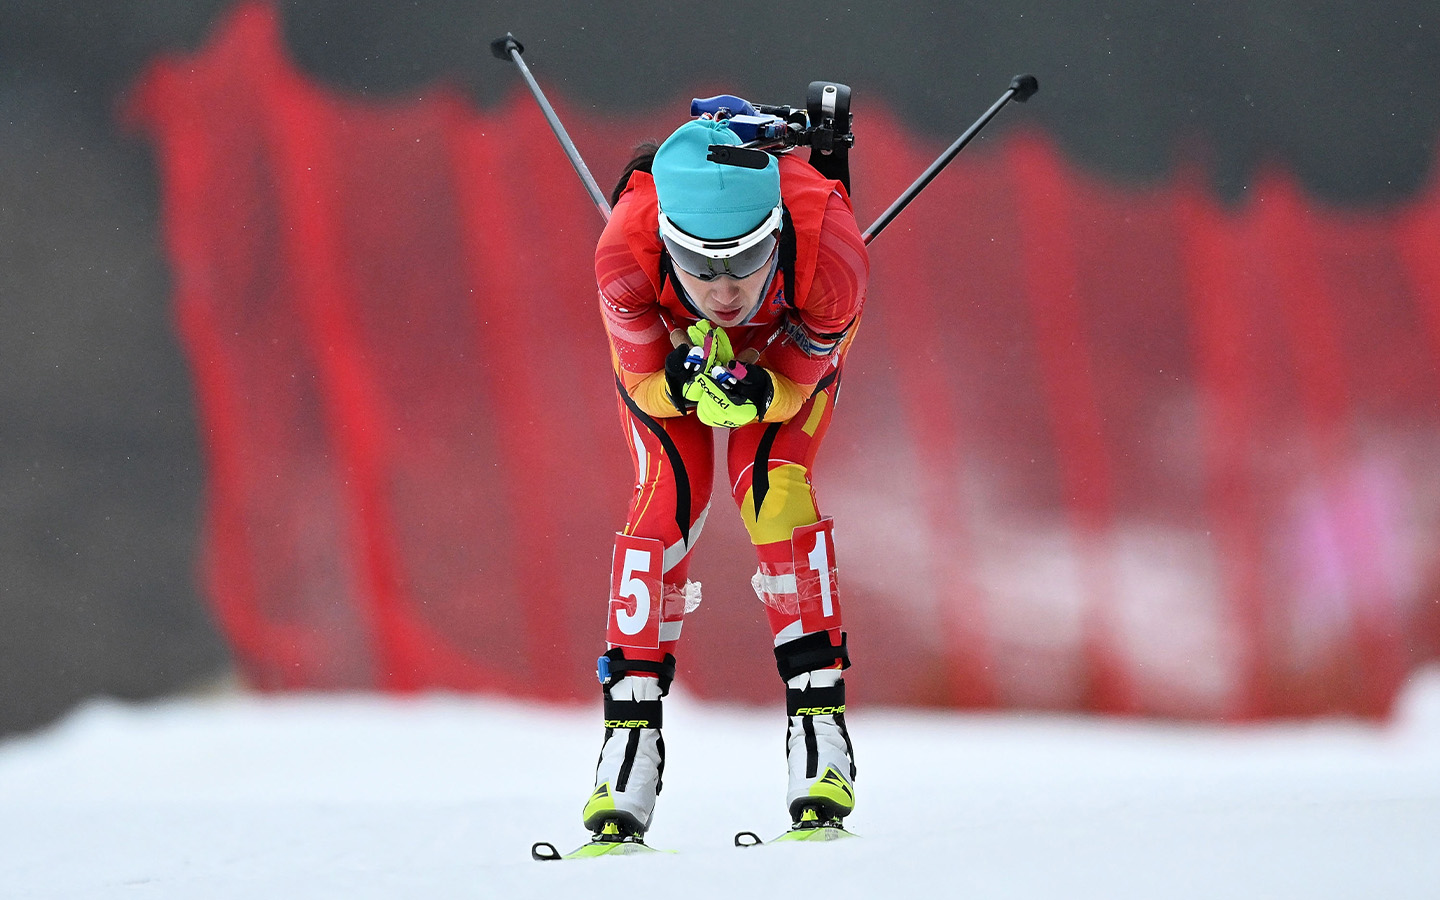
[862,74,1038,245]
[491,33,613,223]
[493,34,695,348]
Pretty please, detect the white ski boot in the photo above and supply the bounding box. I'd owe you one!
[785,667,856,822]
[582,650,674,837]
[776,633,856,824]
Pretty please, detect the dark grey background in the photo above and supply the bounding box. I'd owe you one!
[2,0,1436,737]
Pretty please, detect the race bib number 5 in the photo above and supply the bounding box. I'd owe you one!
[792,518,842,634]
[608,533,664,649]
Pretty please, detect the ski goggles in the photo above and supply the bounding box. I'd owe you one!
[658,206,783,281]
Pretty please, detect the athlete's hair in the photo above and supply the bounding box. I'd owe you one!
[610,141,660,206]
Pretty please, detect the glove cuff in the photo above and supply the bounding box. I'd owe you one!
[732,362,773,418]
[664,344,698,414]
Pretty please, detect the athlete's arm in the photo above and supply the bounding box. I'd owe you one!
[596,196,689,418]
[758,192,869,422]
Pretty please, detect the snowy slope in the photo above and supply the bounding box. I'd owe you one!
[3,671,1439,900]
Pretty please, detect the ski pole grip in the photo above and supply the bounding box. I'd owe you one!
[1009,73,1039,103]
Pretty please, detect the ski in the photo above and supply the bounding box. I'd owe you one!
[531,837,669,861]
[533,809,854,859]
[531,820,672,861]
[734,808,857,846]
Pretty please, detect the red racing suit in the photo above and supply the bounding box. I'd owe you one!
[595,154,869,664]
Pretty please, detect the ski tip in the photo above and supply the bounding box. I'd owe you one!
[531,841,562,861]
[734,830,764,848]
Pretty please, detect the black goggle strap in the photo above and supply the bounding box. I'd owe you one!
[779,204,796,309]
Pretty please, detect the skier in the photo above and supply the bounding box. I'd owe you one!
[584,115,868,843]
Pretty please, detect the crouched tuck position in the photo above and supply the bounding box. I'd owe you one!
[584,116,869,840]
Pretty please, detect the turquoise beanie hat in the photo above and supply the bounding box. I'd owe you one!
[652,118,781,241]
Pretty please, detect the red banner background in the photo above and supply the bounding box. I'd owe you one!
[128,4,1440,718]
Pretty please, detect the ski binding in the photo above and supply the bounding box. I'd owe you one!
[532,820,669,861]
[734,807,856,846]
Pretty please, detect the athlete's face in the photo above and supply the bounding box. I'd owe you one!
[671,249,776,327]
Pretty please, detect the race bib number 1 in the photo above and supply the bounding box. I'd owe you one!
[608,533,664,649]
[792,518,842,634]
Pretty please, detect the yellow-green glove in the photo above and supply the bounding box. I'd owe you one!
[681,322,734,405]
[687,320,734,367]
[690,360,773,428]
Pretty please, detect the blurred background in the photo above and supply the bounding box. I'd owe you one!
[3,0,1439,739]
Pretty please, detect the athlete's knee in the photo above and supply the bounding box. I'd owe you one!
[606,533,703,651]
[737,462,820,545]
[750,518,843,632]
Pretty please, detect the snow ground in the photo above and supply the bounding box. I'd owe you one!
[2,671,1439,900]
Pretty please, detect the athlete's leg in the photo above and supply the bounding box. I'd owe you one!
[727,372,856,824]
[610,392,713,661]
[585,390,713,837]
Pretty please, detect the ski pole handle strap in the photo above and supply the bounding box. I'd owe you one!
[774,631,850,682]
[602,698,664,730]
